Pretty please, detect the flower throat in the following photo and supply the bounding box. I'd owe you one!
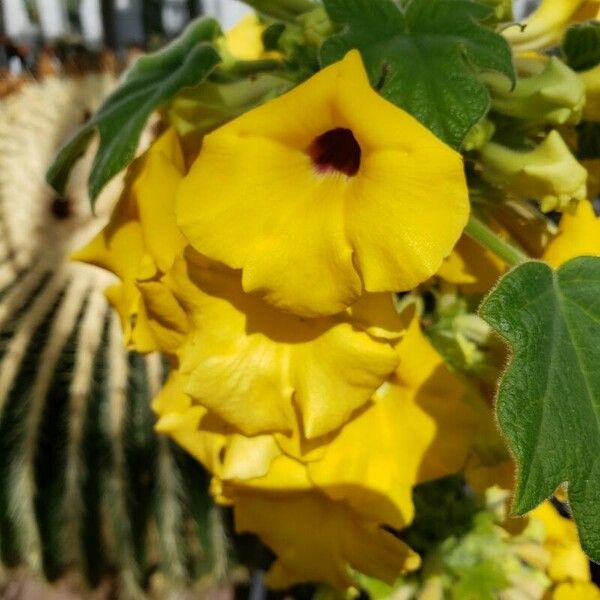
[309,128,361,177]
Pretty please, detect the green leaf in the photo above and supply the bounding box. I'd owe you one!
[47,18,221,204]
[563,21,600,72]
[320,0,515,148]
[480,257,600,562]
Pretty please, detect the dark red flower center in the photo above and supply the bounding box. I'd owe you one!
[309,128,361,177]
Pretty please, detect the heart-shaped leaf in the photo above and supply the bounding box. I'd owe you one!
[47,18,221,205]
[481,257,600,561]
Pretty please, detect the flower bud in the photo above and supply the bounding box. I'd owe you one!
[463,119,495,151]
[480,130,588,212]
[486,57,584,125]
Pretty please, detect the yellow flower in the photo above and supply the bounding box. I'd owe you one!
[159,247,406,439]
[530,502,591,585]
[219,454,421,590]
[580,62,600,122]
[479,130,588,212]
[552,582,600,599]
[307,312,477,529]
[224,13,278,61]
[151,312,473,590]
[438,233,507,293]
[73,128,187,353]
[503,0,600,51]
[543,199,600,267]
[176,50,469,317]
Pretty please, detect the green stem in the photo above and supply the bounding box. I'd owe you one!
[465,214,528,267]
[224,59,284,77]
[241,0,315,20]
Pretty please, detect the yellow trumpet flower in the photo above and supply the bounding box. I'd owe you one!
[176,50,469,317]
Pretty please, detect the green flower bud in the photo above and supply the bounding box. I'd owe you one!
[485,57,585,125]
[463,119,496,151]
[479,130,588,212]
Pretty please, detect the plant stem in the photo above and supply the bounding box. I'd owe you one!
[464,214,528,267]
[225,59,284,77]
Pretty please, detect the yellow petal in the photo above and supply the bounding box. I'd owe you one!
[72,128,187,352]
[438,234,506,293]
[552,582,600,599]
[290,322,399,438]
[543,199,600,267]
[153,371,279,480]
[177,50,468,317]
[136,280,190,355]
[153,372,226,473]
[503,0,595,51]
[164,248,402,438]
[223,456,420,589]
[224,14,277,61]
[530,501,591,584]
[135,128,187,273]
[309,315,477,529]
[72,215,144,282]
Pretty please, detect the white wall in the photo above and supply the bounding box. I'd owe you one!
[202,0,251,29]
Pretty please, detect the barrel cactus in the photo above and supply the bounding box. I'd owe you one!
[0,74,231,599]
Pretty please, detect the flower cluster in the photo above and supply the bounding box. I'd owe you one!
[75,48,477,588]
[71,0,600,593]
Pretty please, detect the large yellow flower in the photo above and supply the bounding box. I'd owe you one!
[218,454,420,590]
[73,128,187,353]
[543,199,600,267]
[152,311,475,590]
[176,50,469,317]
[157,247,406,439]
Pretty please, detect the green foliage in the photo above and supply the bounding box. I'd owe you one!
[480,257,600,563]
[563,21,600,72]
[46,18,221,204]
[167,74,293,137]
[319,0,515,148]
[402,476,482,556]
